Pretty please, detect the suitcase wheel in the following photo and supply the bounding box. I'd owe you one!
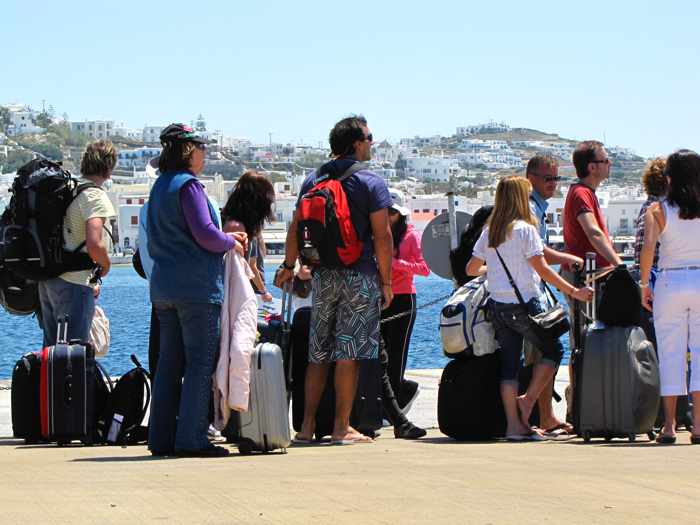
[604,435,612,443]
[628,433,636,442]
[582,431,591,443]
[238,439,254,455]
[647,431,656,442]
[57,440,68,447]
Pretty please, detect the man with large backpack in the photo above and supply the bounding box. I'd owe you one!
[275,115,393,444]
[38,141,116,345]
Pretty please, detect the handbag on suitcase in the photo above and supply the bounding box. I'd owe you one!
[39,316,104,446]
[572,253,660,442]
[290,306,383,440]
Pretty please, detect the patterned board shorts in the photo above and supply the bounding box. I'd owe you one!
[308,267,382,364]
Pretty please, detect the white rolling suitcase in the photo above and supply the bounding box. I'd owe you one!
[237,290,292,454]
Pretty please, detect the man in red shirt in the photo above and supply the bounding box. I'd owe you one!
[562,141,622,420]
[563,140,622,271]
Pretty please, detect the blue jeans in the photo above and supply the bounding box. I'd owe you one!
[488,296,564,384]
[38,278,95,346]
[148,301,221,452]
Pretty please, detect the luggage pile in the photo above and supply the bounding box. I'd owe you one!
[11,317,151,446]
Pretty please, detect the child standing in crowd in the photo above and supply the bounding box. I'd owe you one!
[222,171,276,302]
[380,203,429,414]
[467,176,592,441]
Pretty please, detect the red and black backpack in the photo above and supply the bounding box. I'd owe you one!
[296,162,367,267]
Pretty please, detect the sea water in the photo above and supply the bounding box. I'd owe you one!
[0,266,570,378]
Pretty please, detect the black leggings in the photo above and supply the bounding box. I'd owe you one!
[380,293,417,406]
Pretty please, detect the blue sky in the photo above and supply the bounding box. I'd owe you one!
[2,0,698,157]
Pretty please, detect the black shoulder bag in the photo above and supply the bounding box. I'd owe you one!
[494,248,570,341]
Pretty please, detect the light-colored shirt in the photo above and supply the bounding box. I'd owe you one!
[529,190,549,244]
[658,201,700,269]
[472,221,544,304]
[61,183,115,287]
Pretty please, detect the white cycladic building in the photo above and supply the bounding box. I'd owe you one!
[116,147,161,169]
[143,126,165,145]
[404,157,459,182]
[70,120,115,140]
[5,105,44,136]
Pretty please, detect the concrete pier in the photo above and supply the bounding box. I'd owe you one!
[1,370,696,524]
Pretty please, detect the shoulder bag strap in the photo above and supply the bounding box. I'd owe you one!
[494,248,527,307]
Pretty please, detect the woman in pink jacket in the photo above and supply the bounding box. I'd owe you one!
[380,203,430,414]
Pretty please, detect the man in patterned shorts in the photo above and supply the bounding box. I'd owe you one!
[276,115,393,444]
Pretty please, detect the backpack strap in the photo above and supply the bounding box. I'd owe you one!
[336,161,369,182]
[71,182,115,253]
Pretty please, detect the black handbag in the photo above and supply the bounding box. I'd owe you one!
[494,248,570,341]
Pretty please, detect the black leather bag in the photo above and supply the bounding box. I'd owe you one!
[495,249,570,342]
[598,265,640,327]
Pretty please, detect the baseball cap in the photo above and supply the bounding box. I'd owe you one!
[390,203,410,217]
[159,123,209,145]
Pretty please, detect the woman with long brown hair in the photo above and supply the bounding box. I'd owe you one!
[467,176,592,440]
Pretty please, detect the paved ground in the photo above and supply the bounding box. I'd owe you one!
[3,370,695,523]
[1,424,698,524]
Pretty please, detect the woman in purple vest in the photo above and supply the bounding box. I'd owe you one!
[147,124,246,457]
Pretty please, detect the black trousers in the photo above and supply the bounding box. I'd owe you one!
[380,293,417,406]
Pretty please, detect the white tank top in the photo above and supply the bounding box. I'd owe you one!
[657,201,700,269]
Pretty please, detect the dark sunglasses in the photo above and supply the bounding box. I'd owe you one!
[362,133,373,143]
[590,158,611,165]
[533,173,561,183]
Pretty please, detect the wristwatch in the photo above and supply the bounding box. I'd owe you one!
[280,260,295,271]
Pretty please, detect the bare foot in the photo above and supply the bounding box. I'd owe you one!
[331,426,374,444]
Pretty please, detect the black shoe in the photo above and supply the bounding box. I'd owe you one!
[175,445,230,458]
[399,380,420,415]
[150,449,175,457]
[691,435,700,445]
[394,421,427,439]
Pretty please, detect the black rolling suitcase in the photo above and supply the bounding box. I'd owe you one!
[39,318,101,445]
[11,352,44,443]
[291,307,383,440]
[437,353,506,440]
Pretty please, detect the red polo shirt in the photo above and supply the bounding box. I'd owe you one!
[563,183,612,269]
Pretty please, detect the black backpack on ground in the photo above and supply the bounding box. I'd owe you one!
[0,158,101,286]
[597,265,641,327]
[102,355,151,445]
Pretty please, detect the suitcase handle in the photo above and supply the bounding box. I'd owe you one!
[280,283,294,391]
[56,315,70,344]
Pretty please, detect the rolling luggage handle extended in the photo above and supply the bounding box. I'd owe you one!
[584,252,597,324]
[280,283,294,391]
